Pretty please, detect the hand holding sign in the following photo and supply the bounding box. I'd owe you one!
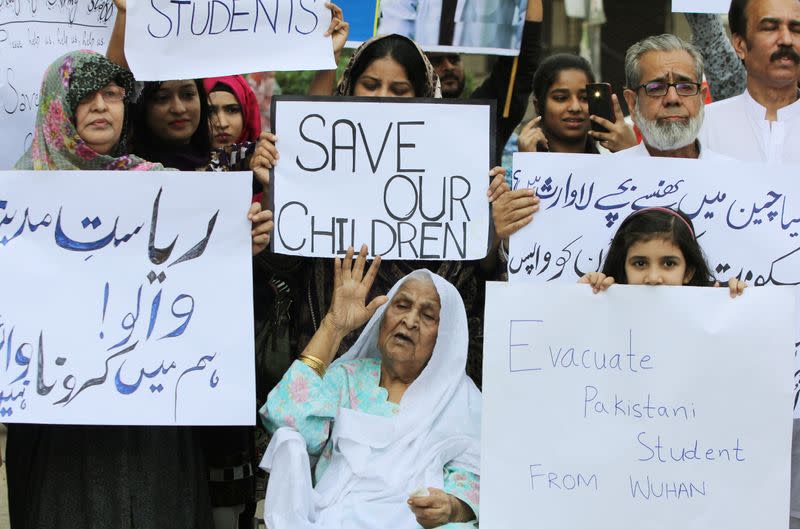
[248,202,274,255]
[324,2,349,60]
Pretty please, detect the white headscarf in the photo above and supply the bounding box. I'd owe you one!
[261,269,481,529]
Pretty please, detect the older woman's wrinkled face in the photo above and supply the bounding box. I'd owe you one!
[74,82,125,155]
[378,278,441,372]
[145,80,202,144]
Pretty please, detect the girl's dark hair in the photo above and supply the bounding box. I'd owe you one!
[130,79,211,166]
[348,35,428,97]
[532,53,596,113]
[601,209,714,287]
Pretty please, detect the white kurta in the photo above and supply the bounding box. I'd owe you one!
[698,90,800,164]
[613,140,732,161]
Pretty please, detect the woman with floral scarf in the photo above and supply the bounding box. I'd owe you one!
[7,50,271,529]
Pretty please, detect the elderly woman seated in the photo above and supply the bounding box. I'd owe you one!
[260,245,481,529]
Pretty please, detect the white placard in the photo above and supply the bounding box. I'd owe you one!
[0,1,115,169]
[482,282,795,529]
[672,0,731,13]
[0,170,255,425]
[271,97,492,260]
[509,153,800,288]
[125,0,335,80]
[509,153,800,415]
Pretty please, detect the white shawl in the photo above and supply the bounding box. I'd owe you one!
[260,269,482,529]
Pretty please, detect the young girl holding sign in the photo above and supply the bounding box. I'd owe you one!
[579,207,747,296]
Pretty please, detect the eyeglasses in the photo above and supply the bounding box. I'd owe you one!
[635,81,702,97]
[79,85,126,105]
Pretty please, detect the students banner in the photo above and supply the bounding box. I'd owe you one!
[270,96,493,260]
[0,170,255,425]
[482,282,795,529]
[124,0,335,80]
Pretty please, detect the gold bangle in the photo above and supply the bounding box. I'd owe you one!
[299,354,327,378]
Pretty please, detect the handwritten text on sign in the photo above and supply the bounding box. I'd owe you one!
[509,153,800,289]
[508,153,800,416]
[271,97,492,260]
[481,283,794,529]
[125,0,335,80]
[0,171,255,425]
[0,0,115,169]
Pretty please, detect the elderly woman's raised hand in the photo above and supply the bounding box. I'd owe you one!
[324,245,388,338]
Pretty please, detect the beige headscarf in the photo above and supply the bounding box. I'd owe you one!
[336,34,441,98]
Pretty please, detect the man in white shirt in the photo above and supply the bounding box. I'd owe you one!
[616,34,728,160]
[699,0,800,163]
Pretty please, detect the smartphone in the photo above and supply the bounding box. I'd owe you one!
[586,83,615,133]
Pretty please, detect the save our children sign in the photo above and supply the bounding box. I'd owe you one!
[269,97,494,260]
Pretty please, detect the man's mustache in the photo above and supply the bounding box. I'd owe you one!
[770,47,800,64]
[440,72,459,82]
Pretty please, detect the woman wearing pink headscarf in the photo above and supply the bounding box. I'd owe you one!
[200,74,268,529]
[204,75,262,149]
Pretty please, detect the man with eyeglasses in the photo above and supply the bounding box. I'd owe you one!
[699,0,800,163]
[616,34,729,160]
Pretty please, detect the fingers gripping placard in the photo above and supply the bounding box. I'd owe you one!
[271,97,493,260]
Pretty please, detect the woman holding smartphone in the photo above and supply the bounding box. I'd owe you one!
[518,54,636,154]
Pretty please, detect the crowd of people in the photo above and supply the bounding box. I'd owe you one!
[3,0,800,527]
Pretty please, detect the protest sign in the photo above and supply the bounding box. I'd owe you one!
[508,153,800,415]
[672,0,731,13]
[124,0,335,80]
[0,170,255,425]
[344,0,527,55]
[508,153,800,288]
[0,0,115,169]
[270,96,493,260]
[481,282,795,529]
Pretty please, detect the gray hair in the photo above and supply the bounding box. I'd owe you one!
[624,34,704,89]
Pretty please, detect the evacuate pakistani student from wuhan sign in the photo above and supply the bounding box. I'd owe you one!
[269,97,494,261]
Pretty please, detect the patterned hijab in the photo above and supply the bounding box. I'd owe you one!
[336,34,440,98]
[15,50,162,171]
